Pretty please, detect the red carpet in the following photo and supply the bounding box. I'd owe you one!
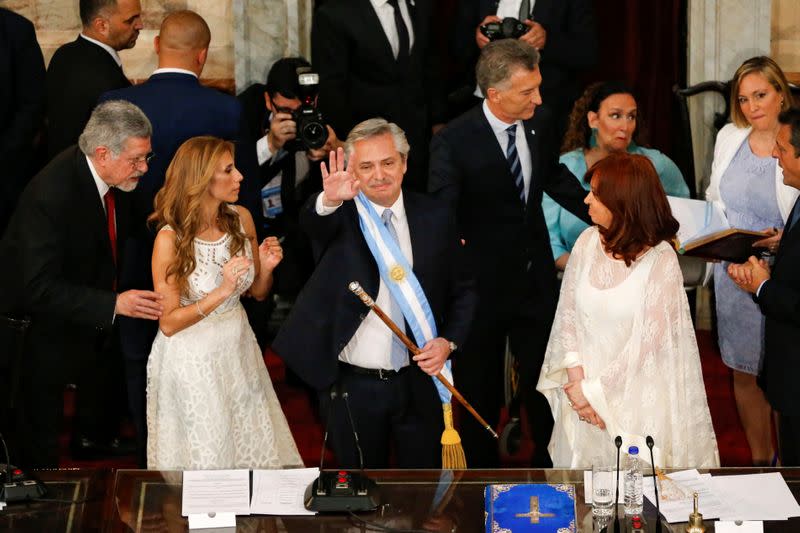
[58,329,752,468]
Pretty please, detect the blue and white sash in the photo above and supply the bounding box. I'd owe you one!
[355,192,453,404]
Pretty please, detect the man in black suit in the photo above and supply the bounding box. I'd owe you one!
[450,0,596,130]
[0,8,45,234]
[46,0,143,158]
[98,10,244,465]
[728,108,800,466]
[429,39,590,468]
[311,0,446,191]
[273,119,476,468]
[0,101,163,467]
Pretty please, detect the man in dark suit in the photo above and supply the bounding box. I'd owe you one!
[728,108,800,466]
[450,0,596,130]
[429,39,591,468]
[312,0,446,191]
[0,8,46,234]
[273,119,476,468]
[0,101,163,467]
[46,0,143,159]
[99,10,243,465]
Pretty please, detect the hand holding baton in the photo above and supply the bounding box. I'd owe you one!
[348,281,498,439]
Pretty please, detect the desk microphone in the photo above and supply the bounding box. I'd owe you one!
[646,436,661,533]
[316,387,338,479]
[613,435,622,533]
[304,383,378,512]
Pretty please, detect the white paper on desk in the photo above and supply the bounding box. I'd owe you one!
[250,467,319,515]
[713,472,800,521]
[583,470,623,504]
[181,470,251,517]
[715,521,764,533]
[641,469,732,523]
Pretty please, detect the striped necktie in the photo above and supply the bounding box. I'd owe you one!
[505,125,526,205]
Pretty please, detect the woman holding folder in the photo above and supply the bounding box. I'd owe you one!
[706,57,797,466]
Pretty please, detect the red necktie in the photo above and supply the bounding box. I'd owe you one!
[104,188,117,266]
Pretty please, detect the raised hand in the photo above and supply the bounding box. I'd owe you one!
[258,236,283,273]
[320,146,359,206]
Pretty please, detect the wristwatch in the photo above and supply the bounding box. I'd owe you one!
[448,340,458,353]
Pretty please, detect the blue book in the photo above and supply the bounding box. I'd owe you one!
[485,483,577,532]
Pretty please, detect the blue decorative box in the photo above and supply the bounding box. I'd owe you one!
[485,483,577,533]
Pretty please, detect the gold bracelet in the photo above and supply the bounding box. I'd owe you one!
[195,300,207,318]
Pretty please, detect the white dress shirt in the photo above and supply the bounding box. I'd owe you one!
[86,155,111,214]
[79,33,122,67]
[495,0,536,19]
[482,100,532,201]
[370,0,416,59]
[315,192,413,369]
[151,67,198,78]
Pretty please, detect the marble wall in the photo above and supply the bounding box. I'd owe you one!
[0,0,294,94]
[772,0,800,83]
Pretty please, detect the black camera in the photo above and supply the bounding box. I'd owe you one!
[479,17,529,41]
[292,67,329,150]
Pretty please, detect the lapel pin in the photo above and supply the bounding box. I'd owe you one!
[530,129,536,135]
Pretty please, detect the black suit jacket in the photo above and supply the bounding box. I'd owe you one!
[272,190,476,394]
[46,36,130,158]
[0,8,45,228]
[758,202,800,416]
[312,0,445,143]
[98,71,245,357]
[429,104,589,316]
[451,0,597,119]
[0,146,131,363]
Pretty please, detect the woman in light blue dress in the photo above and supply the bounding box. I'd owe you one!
[543,81,690,271]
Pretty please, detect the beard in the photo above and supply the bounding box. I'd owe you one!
[116,177,140,192]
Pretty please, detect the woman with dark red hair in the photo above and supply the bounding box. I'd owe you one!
[537,153,719,468]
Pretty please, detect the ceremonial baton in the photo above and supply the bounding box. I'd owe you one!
[349,281,498,439]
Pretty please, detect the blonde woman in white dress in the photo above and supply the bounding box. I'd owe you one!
[537,153,719,468]
[146,136,302,470]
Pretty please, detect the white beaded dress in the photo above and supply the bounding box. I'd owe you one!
[537,227,720,468]
[146,227,302,470]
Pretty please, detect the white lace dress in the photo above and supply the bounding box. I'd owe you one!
[537,227,720,468]
[146,229,303,470]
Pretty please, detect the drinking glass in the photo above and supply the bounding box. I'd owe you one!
[592,460,615,518]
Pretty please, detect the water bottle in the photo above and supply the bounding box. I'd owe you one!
[624,445,643,515]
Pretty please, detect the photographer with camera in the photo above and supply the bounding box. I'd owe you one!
[238,57,340,321]
[450,0,597,132]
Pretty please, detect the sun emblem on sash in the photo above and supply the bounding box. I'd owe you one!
[389,264,406,282]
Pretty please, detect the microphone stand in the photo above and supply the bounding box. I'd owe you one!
[646,436,662,533]
[613,436,622,533]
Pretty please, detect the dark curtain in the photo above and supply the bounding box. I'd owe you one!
[433,0,687,158]
[582,0,687,158]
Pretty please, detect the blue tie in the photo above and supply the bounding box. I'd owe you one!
[505,125,526,205]
[381,209,408,370]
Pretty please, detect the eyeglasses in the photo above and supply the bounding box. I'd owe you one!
[127,152,155,168]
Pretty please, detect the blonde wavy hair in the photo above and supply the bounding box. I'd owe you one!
[148,136,248,295]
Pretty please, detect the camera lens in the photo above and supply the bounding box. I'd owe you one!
[301,121,328,149]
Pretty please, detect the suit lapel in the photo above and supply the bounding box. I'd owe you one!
[74,152,115,265]
[523,118,538,211]
[776,200,800,266]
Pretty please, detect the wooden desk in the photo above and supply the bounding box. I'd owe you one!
[2,468,800,532]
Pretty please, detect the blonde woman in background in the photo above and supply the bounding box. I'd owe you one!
[706,56,797,465]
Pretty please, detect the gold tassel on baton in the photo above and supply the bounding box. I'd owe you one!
[348,282,498,469]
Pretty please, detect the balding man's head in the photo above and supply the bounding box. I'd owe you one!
[154,10,210,74]
[159,10,210,51]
